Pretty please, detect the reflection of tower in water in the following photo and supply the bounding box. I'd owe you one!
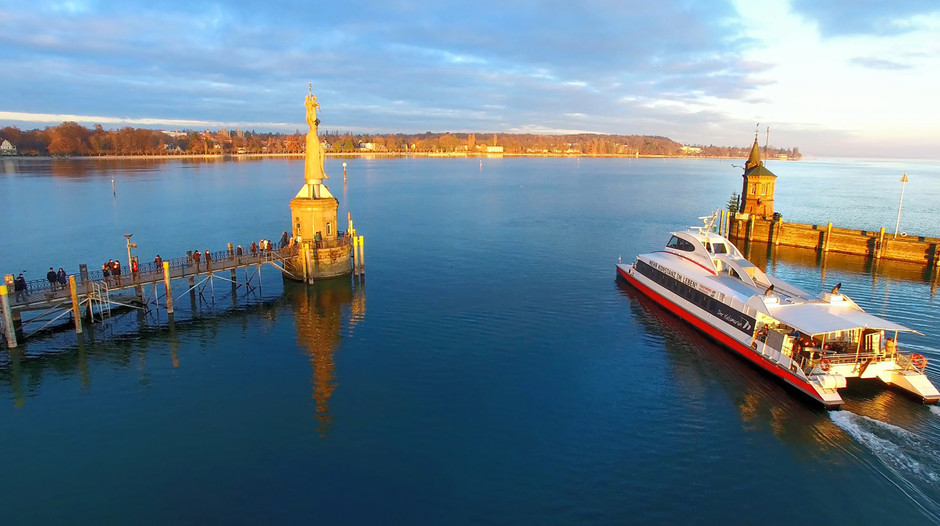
[289,278,365,436]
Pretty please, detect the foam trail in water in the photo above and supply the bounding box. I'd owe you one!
[831,411,939,483]
[931,405,940,418]
[830,411,940,522]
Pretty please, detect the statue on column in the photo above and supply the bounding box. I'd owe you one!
[304,89,327,185]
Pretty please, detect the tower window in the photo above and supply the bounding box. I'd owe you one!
[327,222,332,235]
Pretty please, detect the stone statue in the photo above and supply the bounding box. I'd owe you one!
[305,94,320,131]
[304,92,326,185]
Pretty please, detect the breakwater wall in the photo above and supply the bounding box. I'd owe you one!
[724,212,940,272]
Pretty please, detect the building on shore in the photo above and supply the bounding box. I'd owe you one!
[0,139,17,156]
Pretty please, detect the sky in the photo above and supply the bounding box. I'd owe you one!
[1,0,938,158]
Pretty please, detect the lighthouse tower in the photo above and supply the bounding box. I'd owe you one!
[739,136,777,218]
[286,90,353,282]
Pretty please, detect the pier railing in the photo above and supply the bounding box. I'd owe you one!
[8,241,299,307]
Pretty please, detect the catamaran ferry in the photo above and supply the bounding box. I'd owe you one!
[617,215,939,408]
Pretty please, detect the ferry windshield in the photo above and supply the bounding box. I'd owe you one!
[666,236,695,252]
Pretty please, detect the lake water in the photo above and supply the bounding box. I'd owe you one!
[1,156,940,524]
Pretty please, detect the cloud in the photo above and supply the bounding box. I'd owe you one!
[1,1,939,158]
[789,0,940,37]
[848,57,913,70]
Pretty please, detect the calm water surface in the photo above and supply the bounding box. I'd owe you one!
[1,156,939,524]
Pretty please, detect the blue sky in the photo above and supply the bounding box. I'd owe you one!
[1,0,938,158]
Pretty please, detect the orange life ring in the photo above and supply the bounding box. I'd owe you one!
[820,358,831,372]
[911,354,927,367]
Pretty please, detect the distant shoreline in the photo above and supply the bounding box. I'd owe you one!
[2,152,799,161]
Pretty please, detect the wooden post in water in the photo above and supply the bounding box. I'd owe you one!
[824,222,832,253]
[876,227,885,260]
[774,215,782,246]
[163,262,174,315]
[69,275,82,335]
[934,245,940,280]
[746,215,755,242]
[358,236,365,277]
[0,285,16,348]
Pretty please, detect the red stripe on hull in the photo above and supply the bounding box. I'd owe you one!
[652,250,718,276]
[617,265,830,406]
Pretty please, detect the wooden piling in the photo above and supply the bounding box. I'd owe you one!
[876,227,885,260]
[774,216,782,246]
[69,275,82,335]
[823,222,832,253]
[163,262,174,315]
[357,236,365,276]
[0,285,16,348]
[301,242,310,283]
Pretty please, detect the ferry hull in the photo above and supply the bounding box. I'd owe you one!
[617,264,843,408]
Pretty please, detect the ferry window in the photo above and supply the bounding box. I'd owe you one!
[712,243,728,254]
[666,236,695,252]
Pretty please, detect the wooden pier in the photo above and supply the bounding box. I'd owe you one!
[1,240,363,348]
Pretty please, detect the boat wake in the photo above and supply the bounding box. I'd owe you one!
[931,405,940,418]
[830,411,940,522]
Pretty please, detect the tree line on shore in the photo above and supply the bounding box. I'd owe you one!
[0,122,801,159]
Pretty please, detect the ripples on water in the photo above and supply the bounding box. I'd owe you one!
[3,157,940,524]
[830,411,940,523]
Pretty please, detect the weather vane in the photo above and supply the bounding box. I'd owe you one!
[308,82,312,96]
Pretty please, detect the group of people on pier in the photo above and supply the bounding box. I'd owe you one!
[8,236,289,304]
[46,267,68,290]
[101,259,123,285]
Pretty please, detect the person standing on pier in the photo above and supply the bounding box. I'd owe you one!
[102,261,111,283]
[204,250,212,271]
[113,260,122,286]
[250,241,257,256]
[192,250,201,272]
[14,273,27,302]
[154,255,162,269]
[47,267,57,290]
[57,268,67,289]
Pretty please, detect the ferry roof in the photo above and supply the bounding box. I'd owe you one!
[769,303,916,336]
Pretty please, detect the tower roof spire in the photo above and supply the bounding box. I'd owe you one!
[745,136,762,171]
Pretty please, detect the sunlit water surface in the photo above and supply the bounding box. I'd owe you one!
[1,156,939,524]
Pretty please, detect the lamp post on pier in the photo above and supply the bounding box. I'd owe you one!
[124,234,137,272]
[894,173,909,239]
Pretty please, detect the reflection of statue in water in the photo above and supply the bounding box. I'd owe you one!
[304,91,327,184]
[289,279,365,437]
